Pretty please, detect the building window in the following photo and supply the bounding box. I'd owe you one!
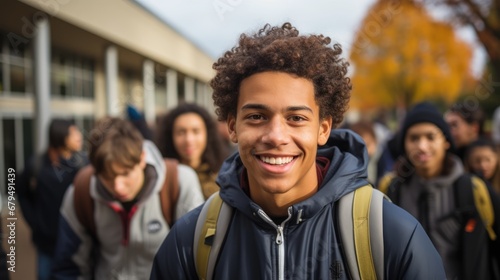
[0,34,31,96]
[51,52,94,99]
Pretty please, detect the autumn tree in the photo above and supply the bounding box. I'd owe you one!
[416,0,500,80]
[349,0,473,110]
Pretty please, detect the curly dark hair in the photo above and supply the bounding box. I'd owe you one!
[211,22,352,127]
[448,102,486,136]
[156,103,228,174]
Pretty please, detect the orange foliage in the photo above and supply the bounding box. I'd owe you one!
[349,0,473,110]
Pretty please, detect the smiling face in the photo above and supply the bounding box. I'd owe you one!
[172,113,208,169]
[228,71,332,215]
[404,123,450,179]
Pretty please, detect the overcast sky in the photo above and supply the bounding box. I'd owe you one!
[134,0,485,76]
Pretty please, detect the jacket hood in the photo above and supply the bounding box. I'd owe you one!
[216,129,369,224]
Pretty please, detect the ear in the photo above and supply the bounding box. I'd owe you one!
[318,116,332,145]
[139,151,147,169]
[227,115,238,144]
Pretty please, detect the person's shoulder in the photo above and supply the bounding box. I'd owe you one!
[382,200,421,238]
[177,163,200,180]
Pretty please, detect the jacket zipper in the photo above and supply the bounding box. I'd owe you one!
[257,207,292,280]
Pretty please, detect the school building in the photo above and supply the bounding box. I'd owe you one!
[0,0,215,194]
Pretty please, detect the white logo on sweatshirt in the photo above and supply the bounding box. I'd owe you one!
[147,220,162,233]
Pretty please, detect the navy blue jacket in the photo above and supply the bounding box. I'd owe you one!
[150,130,445,279]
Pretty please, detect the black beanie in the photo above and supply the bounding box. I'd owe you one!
[398,102,455,156]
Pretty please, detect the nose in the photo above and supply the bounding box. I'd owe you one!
[261,117,289,146]
[185,131,196,144]
[111,177,127,195]
[416,138,429,150]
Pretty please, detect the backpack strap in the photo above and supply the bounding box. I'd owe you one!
[193,186,386,280]
[73,165,97,239]
[377,172,395,194]
[160,158,179,228]
[338,185,385,280]
[194,192,232,280]
[470,176,496,240]
[455,174,496,241]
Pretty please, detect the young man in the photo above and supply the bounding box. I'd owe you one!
[150,23,445,279]
[380,102,500,279]
[444,101,486,161]
[51,117,204,279]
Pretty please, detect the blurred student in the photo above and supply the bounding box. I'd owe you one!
[349,121,380,184]
[156,103,228,199]
[379,102,500,279]
[445,102,486,161]
[465,139,500,194]
[52,117,204,279]
[18,119,88,280]
[126,103,154,141]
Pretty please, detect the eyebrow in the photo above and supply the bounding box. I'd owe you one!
[241,104,313,114]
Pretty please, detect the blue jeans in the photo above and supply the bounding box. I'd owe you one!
[37,250,53,280]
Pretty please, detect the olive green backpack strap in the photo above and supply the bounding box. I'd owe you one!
[377,172,395,194]
[338,185,386,280]
[194,192,232,280]
[470,176,496,240]
[194,186,388,280]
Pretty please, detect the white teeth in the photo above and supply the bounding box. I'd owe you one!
[260,156,293,165]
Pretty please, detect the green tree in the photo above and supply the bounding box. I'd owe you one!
[350,0,473,110]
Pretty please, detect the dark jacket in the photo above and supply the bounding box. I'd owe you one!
[384,156,500,280]
[150,130,446,279]
[18,151,88,255]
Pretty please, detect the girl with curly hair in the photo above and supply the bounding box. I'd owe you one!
[156,103,229,199]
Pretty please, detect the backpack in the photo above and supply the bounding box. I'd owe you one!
[378,173,496,241]
[194,185,388,280]
[72,158,180,239]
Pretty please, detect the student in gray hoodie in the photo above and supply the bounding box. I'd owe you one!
[52,117,204,279]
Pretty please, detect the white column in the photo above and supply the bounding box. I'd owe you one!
[196,81,205,106]
[105,46,119,116]
[184,76,195,102]
[166,69,178,110]
[143,59,155,125]
[34,17,51,154]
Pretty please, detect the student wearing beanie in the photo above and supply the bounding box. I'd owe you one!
[379,101,500,280]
